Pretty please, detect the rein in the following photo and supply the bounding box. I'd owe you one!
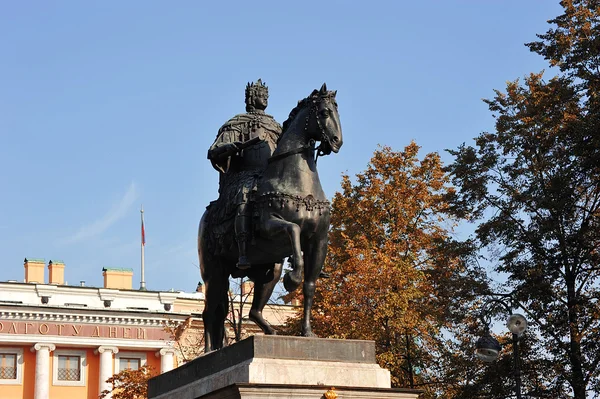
[267,102,330,165]
[267,140,314,164]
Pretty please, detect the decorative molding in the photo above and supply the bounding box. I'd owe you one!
[156,348,176,357]
[0,310,181,326]
[7,334,172,349]
[98,288,118,301]
[158,292,178,305]
[35,284,57,298]
[31,343,56,352]
[95,346,119,355]
[1,281,191,303]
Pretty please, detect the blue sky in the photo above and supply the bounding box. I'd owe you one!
[1,1,563,291]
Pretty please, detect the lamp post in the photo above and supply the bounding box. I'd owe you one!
[474,294,528,399]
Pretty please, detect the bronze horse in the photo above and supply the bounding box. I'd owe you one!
[198,84,342,351]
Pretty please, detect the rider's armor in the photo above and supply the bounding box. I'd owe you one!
[207,80,282,269]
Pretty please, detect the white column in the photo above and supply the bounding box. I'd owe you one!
[31,343,55,399]
[156,348,176,373]
[95,346,119,398]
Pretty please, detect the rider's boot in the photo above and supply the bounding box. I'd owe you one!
[235,207,251,270]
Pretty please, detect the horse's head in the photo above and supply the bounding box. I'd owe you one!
[307,83,343,155]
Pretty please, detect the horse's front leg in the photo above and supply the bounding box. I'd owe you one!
[247,263,282,335]
[262,215,303,292]
[301,236,327,337]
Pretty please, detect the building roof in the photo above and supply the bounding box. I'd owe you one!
[102,267,134,272]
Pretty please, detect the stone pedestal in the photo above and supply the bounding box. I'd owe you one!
[148,335,421,399]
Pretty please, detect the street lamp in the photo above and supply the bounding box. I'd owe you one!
[475,294,528,399]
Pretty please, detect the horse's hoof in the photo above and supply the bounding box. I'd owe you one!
[283,272,301,292]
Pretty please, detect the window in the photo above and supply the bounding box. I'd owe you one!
[119,357,141,370]
[0,348,23,385]
[0,354,16,379]
[52,350,86,387]
[115,352,146,373]
[57,355,80,381]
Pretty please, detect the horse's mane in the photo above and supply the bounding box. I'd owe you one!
[280,87,336,143]
[281,96,312,137]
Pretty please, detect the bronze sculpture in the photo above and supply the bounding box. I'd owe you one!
[198,81,343,351]
[207,79,282,270]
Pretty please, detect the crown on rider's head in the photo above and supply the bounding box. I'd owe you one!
[245,79,269,100]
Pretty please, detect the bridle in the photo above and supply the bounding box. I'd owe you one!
[267,99,333,165]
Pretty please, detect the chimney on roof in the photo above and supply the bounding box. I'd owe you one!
[24,258,45,284]
[102,268,133,290]
[48,260,65,285]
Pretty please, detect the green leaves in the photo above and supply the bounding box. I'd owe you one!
[447,3,600,397]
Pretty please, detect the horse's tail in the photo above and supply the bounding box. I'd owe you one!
[198,210,209,282]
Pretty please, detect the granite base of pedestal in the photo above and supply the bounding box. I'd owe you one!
[193,383,421,398]
[148,335,421,399]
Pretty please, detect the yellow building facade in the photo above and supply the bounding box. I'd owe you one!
[0,259,296,399]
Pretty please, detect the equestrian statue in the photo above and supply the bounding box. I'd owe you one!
[198,79,343,351]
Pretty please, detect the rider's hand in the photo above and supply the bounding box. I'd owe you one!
[219,143,239,155]
[226,142,241,152]
[209,142,244,160]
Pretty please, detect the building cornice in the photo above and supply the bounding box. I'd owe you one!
[0,309,189,326]
[2,334,172,350]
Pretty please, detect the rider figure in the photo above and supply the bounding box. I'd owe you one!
[207,79,282,270]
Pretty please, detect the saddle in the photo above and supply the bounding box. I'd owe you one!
[204,197,257,259]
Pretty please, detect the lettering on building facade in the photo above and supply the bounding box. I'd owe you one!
[0,321,168,340]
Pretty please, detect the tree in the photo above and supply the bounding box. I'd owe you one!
[446,2,600,397]
[99,365,157,399]
[290,143,485,396]
[226,278,254,344]
[163,316,204,363]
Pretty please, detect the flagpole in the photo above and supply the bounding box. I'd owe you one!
[140,205,146,291]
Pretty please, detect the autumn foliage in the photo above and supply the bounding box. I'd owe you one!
[295,143,480,391]
[99,365,157,399]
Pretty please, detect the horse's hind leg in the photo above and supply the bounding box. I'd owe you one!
[301,237,327,337]
[248,263,282,335]
[202,267,230,352]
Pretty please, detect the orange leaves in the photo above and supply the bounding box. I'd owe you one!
[99,365,157,399]
[332,143,450,254]
[305,143,467,388]
[527,0,600,100]
[484,71,583,165]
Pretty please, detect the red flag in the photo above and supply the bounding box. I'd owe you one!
[141,219,146,246]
